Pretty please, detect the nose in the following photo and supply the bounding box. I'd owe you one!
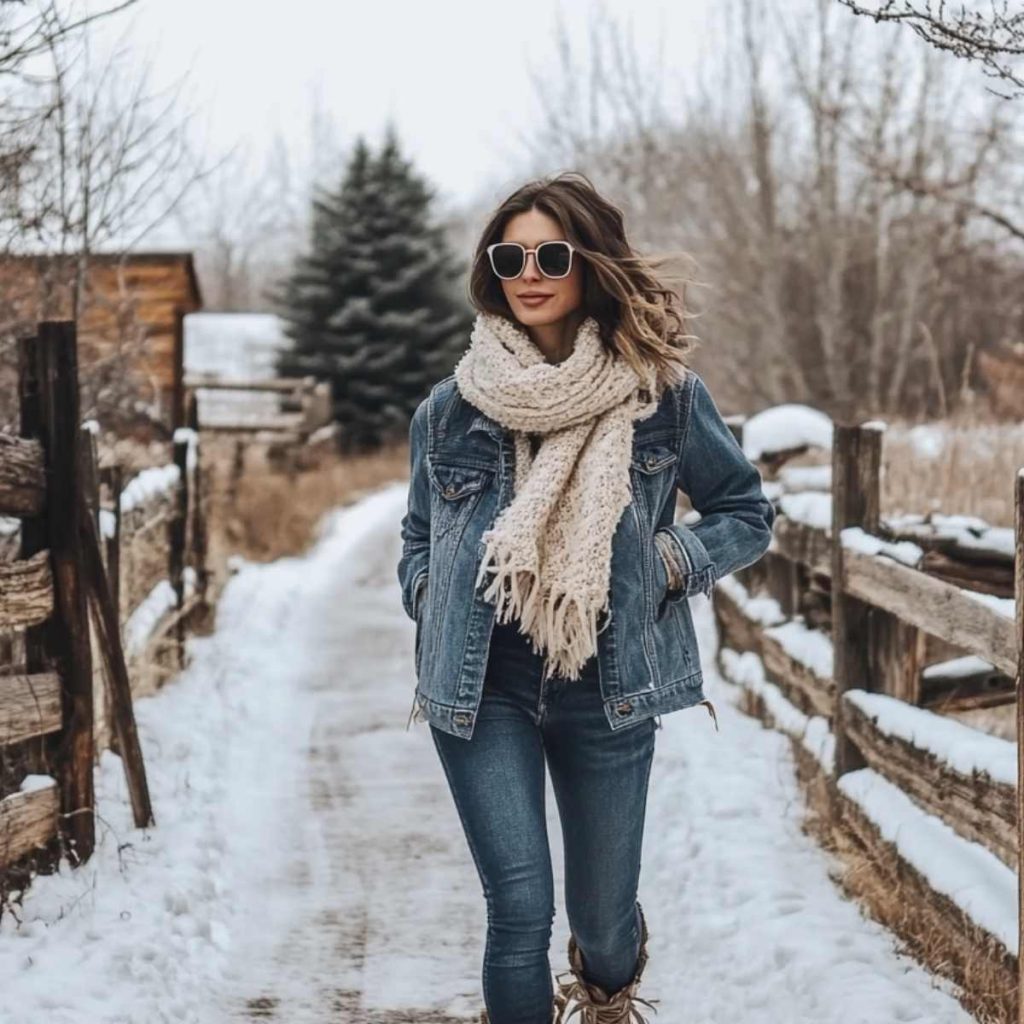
[522,251,542,280]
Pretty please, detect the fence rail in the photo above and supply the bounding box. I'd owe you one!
[714,416,1023,1022]
[0,320,209,882]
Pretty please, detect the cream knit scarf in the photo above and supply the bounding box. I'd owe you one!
[454,311,659,681]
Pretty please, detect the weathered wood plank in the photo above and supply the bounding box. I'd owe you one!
[37,320,95,865]
[842,545,1017,677]
[0,433,46,517]
[842,693,1016,869]
[0,550,54,628]
[0,782,59,868]
[772,514,1018,678]
[0,672,62,745]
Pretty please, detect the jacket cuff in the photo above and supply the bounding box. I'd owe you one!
[657,524,717,601]
[412,569,429,619]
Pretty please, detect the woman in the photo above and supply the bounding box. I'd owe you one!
[397,172,775,1024]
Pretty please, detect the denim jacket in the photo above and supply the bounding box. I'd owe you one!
[397,368,776,741]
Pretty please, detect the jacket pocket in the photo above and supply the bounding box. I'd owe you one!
[427,462,493,539]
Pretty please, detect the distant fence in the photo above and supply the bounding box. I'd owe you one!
[182,375,332,435]
[0,320,209,885]
[715,418,1022,1022]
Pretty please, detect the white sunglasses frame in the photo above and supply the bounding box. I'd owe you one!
[486,240,576,280]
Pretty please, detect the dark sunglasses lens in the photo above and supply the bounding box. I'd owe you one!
[538,242,572,277]
[491,244,524,278]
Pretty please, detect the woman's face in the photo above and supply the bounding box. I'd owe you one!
[498,208,584,329]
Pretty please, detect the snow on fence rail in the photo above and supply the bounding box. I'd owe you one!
[0,320,209,888]
[715,413,1023,1023]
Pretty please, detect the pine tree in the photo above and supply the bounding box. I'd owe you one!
[272,124,471,451]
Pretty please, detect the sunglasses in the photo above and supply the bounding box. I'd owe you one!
[486,240,576,280]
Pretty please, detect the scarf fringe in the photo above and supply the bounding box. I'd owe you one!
[476,531,605,681]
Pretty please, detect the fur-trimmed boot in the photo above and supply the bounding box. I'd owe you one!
[552,902,659,1023]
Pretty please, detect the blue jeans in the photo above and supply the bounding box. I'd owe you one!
[430,617,658,1024]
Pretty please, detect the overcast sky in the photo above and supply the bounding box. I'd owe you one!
[103,0,712,215]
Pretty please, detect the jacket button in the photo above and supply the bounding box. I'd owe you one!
[444,483,457,497]
[454,712,472,726]
[615,701,633,716]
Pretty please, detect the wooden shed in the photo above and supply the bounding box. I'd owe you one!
[0,251,203,434]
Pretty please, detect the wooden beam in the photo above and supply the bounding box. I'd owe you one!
[842,546,1017,677]
[77,487,155,830]
[832,423,882,776]
[37,320,95,865]
[0,783,59,869]
[0,672,62,745]
[0,434,46,517]
[0,551,53,628]
[773,515,1017,677]
[842,693,1016,869]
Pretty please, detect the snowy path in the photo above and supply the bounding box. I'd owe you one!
[0,485,975,1023]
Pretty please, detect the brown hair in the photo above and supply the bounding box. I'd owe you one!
[469,171,698,392]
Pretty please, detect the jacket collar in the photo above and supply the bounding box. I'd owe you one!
[467,411,503,441]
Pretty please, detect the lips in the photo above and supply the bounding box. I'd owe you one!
[519,294,553,305]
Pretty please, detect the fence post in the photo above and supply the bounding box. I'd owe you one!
[186,391,209,606]
[170,433,189,668]
[831,422,882,777]
[36,321,95,866]
[1014,467,1023,1023]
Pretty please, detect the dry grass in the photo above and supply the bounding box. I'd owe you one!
[882,416,1024,528]
[202,435,410,593]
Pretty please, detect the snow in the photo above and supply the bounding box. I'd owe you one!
[718,646,835,773]
[964,589,1016,621]
[99,508,117,540]
[778,463,831,492]
[885,512,1013,559]
[0,485,984,1022]
[172,428,200,475]
[717,574,787,627]
[122,569,197,657]
[844,690,1016,787]
[841,525,925,566]
[183,312,291,426]
[183,312,289,379]
[922,655,997,681]
[718,579,1018,971]
[838,770,1018,956]
[906,424,947,460]
[120,464,180,515]
[765,618,834,680]
[18,775,56,795]
[778,490,833,530]
[741,403,833,460]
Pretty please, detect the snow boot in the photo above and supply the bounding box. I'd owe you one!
[552,902,659,1023]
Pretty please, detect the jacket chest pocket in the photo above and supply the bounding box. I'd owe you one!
[630,441,678,519]
[428,461,493,540]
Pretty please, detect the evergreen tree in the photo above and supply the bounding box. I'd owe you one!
[271,123,471,451]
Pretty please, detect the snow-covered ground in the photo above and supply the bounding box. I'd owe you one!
[0,485,977,1023]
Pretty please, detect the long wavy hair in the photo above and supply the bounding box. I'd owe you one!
[468,171,699,392]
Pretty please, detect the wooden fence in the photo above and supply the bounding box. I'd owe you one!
[0,320,209,885]
[182,374,332,435]
[716,418,1023,1023]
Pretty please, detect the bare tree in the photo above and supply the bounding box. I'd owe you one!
[517,0,1024,422]
[0,0,217,431]
[180,83,348,312]
[836,0,1024,97]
